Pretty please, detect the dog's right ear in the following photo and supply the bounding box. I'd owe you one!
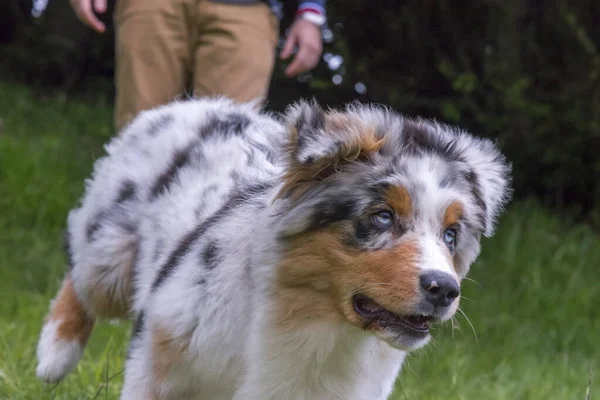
[277,100,384,201]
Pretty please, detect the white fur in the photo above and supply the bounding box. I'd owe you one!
[233,319,405,400]
[36,320,83,383]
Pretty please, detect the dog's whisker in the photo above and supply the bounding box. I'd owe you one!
[462,276,481,287]
[457,307,478,340]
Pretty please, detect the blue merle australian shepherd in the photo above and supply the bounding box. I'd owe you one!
[36,97,510,399]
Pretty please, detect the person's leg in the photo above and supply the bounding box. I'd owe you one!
[193,1,279,103]
[113,0,193,131]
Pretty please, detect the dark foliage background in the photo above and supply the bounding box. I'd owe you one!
[2,0,599,223]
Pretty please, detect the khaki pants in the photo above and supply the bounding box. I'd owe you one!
[113,0,279,130]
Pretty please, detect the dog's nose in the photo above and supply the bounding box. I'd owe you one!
[420,271,460,308]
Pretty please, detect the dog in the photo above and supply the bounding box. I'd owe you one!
[36,97,510,399]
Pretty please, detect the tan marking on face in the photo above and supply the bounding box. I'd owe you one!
[346,238,421,323]
[385,186,412,219]
[276,113,385,202]
[151,325,189,383]
[275,227,421,331]
[443,201,464,228]
[49,276,94,345]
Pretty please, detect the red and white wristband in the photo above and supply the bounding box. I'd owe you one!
[296,3,327,27]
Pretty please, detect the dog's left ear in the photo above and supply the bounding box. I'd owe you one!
[277,100,384,201]
[460,136,512,237]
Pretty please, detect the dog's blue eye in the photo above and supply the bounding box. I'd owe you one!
[373,211,393,227]
[444,228,457,248]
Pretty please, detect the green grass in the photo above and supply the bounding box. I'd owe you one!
[0,82,598,399]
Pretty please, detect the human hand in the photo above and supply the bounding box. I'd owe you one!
[69,0,107,33]
[280,19,323,78]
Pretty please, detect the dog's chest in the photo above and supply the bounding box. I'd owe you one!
[303,338,406,400]
[247,325,407,400]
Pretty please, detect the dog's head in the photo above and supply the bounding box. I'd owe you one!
[274,100,511,351]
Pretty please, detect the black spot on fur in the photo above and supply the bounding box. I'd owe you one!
[86,221,101,241]
[303,155,317,164]
[131,311,145,339]
[439,163,476,193]
[438,141,467,164]
[402,121,465,164]
[63,230,74,270]
[86,210,107,242]
[87,181,137,242]
[225,113,251,134]
[118,220,137,234]
[220,181,275,215]
[304,197,356,233]
[354,219,374,243]
[116,180,137,204]
[151,221,212,292]
[440,168,461,189]
[200,113,250,138]
[147,114,174,137]
[202,242,220,270]
[130,241,140,291]
[264,151,276,165]
[464,169,487,229]
[151,180,275,291]
[197,278,207,286]
[149,147,192,200]
[127,311,145,360]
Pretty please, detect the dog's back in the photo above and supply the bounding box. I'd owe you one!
[36,97,285,385]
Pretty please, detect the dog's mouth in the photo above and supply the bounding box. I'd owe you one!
[352,294,435,334]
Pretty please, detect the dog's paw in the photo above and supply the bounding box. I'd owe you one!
[36,320,83,383]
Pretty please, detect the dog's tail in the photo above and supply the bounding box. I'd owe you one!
[36,274,95,383]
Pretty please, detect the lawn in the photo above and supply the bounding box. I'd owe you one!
[0,82,598,399]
